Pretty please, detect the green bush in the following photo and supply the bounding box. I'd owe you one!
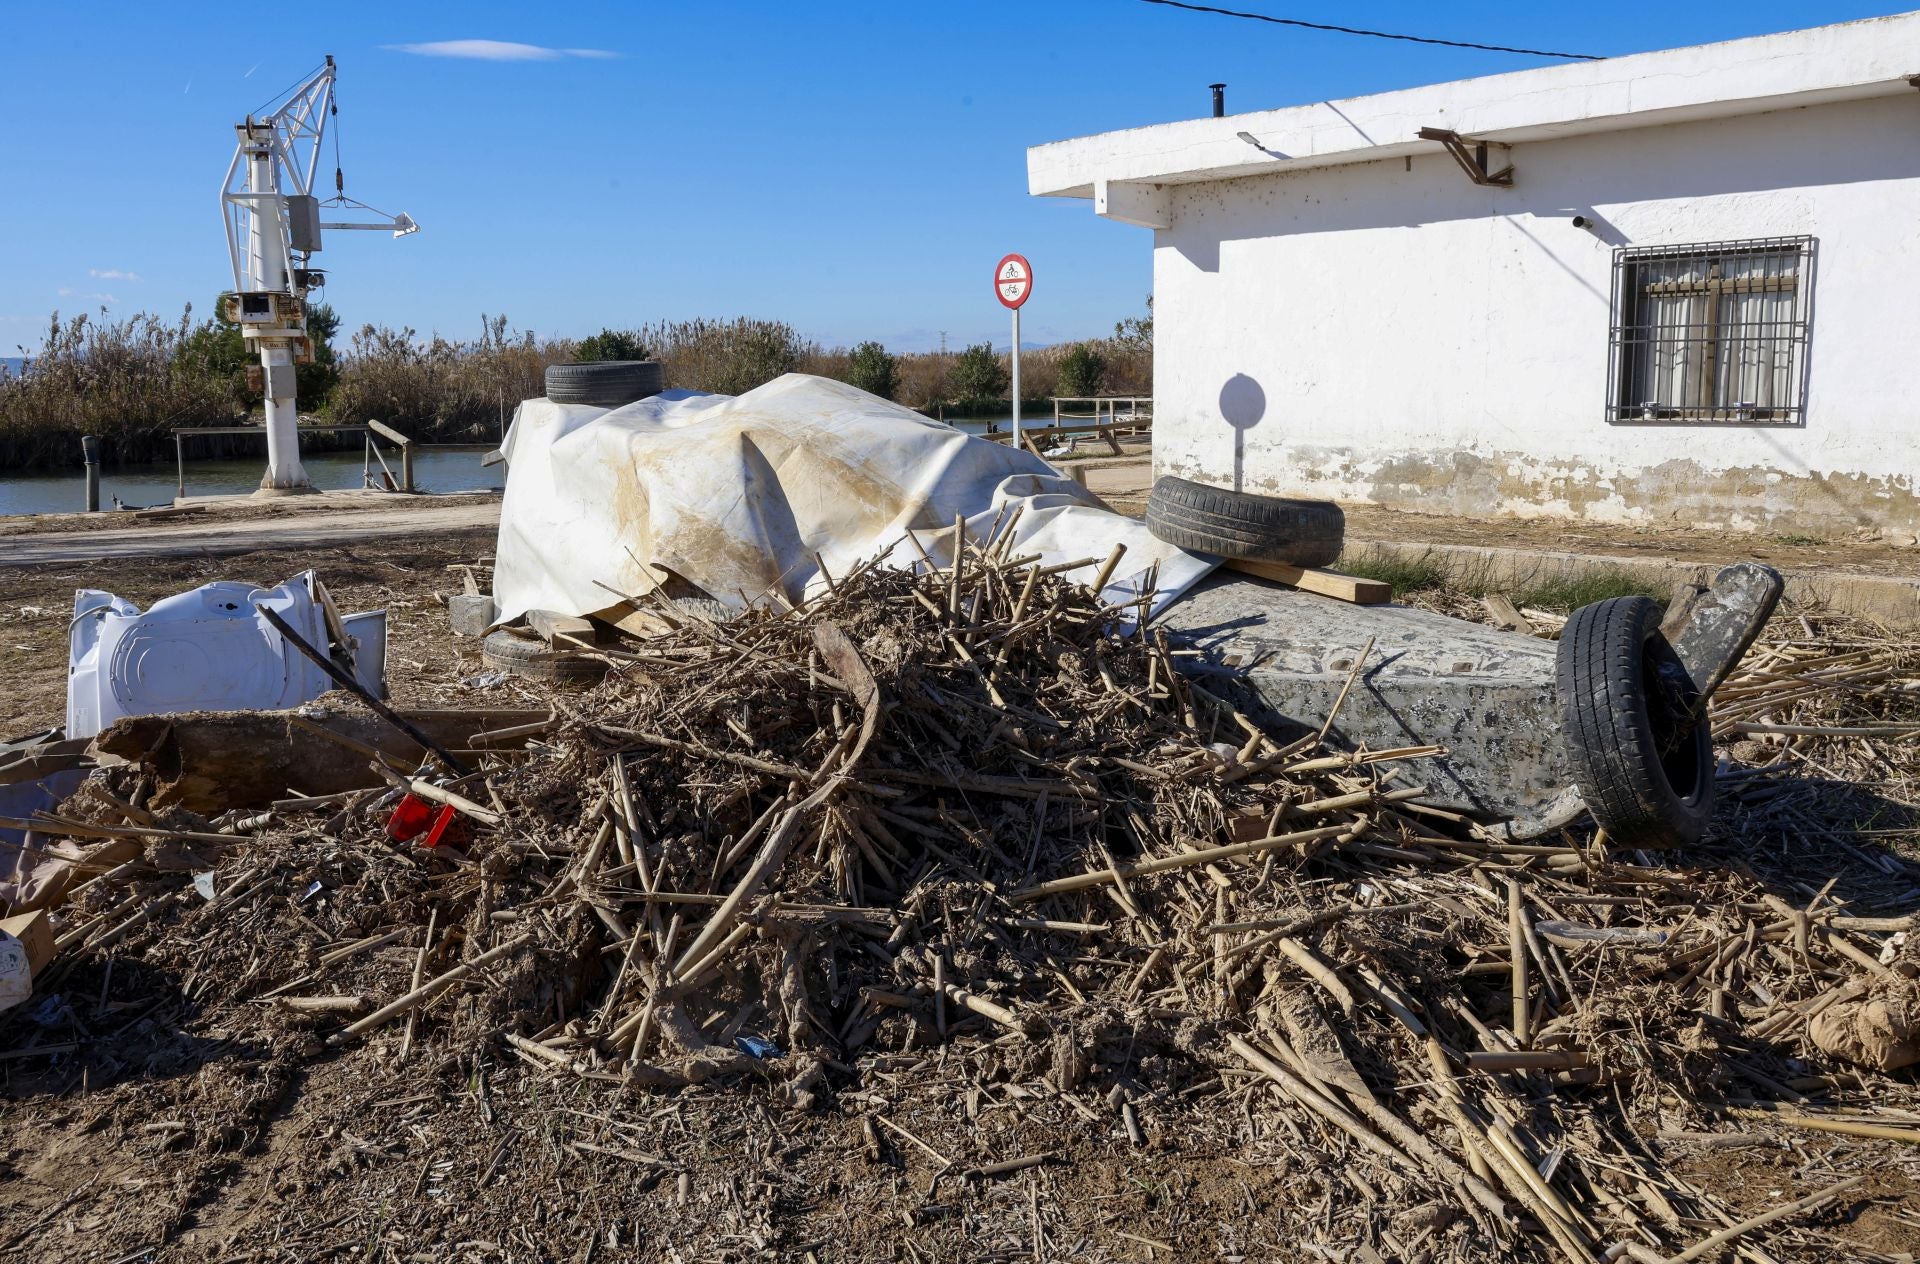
[845,340,898,400]
[948,342,1008,405]
[1056,343,1108,397]
[299,301,341,404]
[575,328,649,362]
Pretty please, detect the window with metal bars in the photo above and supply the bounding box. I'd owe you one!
[1606,236,1814,425]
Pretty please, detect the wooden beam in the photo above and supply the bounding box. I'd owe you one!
[366,419,413,448]
[1224,558,1391,605]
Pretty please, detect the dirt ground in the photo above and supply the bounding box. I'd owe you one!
[1338,502,1920,575]
[1082,471,1920,578]
[1,498,1917,1262]
[0,528,502,736]
[0,490,502,540]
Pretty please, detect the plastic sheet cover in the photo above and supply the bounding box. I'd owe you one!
[491,374,1213,623]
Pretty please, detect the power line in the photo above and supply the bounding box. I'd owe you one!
[250,61,325,119]
[1137,0,1602,61]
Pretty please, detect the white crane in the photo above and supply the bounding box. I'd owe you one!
[219,55,418,494]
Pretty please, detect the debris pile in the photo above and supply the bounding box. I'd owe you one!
[5,535,1920,1261]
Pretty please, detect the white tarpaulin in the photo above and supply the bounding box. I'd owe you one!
[492,374,1213,623]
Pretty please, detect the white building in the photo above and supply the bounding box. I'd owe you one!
[1028,13,1920,537]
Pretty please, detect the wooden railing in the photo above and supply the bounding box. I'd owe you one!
[1050,395,1153,426]
[984,396,1153,458]
[363,420,415,493]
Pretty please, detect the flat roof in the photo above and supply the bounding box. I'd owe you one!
[1028,11,1920,199]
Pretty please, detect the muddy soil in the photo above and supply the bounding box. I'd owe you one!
[0,528,502,736]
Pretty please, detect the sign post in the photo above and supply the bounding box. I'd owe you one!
[994,254,1034,449]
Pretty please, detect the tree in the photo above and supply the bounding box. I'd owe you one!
[845,340,898,400]
[171,293,340,408]
[172,295,248,388]
[1112,294,1153,353]
[1056,343,1108,397]
[948,341,1008,404]
[575,327,649,362]
[297,301,340,405]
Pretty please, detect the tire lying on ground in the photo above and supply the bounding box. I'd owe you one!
[543,360,665,407]
[480,628,608,684]
[1144,476,1344,567]
[1555,595,1715,848]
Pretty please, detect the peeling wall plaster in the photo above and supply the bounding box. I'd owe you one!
[1151,93,1920,535]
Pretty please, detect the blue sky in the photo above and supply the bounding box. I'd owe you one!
[0,1,1907,355]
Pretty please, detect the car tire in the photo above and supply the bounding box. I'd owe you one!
[481,629,607,684]
[1145,476,1344,567]
[1555,595,1715,849]
[544,361,665,407]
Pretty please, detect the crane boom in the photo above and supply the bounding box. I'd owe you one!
[218,56,418,494]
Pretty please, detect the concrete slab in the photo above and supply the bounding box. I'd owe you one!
[1161,572,1581,839]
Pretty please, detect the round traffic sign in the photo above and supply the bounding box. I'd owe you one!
[994,253,1033,309]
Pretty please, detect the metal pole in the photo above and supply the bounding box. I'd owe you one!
[81,436,100,512]
[175,432,185,502]
[245,134,309,493]
[1011,307,1022,450]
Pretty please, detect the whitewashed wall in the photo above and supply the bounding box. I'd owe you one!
[1150,93,1920,535]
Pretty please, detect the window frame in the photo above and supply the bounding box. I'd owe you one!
[1605,235,1816,428]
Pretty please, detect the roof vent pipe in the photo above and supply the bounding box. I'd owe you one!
[1210,83,1226,117]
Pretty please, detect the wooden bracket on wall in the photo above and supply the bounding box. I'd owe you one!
[1416,127,1514,187]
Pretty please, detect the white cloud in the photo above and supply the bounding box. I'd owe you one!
[383,39,615,62]
[89,268,142,282]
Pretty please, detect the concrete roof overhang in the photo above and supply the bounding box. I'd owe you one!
[1027,11,1920,226]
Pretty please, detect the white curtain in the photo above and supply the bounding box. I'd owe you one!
[1631,249,1797,416]
[1714,252,1797,413]
[1634,256,1709,412]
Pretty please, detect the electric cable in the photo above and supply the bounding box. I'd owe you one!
[1137,0,1602,60]
[249,61,326,119]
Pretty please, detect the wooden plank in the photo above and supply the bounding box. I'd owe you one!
[1481,594,1528,632]
[367,419,413,448]
[1224,558,1391,605]
[529,609,598,646]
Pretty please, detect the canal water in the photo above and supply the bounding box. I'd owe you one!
[0,415,1036,517]
[0,448,501,517]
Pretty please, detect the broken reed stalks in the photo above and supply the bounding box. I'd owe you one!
[15,552,1918,1263]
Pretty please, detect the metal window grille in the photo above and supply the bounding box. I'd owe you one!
[1606,236,1814,426]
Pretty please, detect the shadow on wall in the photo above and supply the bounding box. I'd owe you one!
[1219,373,1266,493]
[1168,92,1920,273]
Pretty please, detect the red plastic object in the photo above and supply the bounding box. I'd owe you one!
[421,803,462,848]
[386,793,435,842]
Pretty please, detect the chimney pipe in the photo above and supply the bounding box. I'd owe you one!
[1210,83,1226,117]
